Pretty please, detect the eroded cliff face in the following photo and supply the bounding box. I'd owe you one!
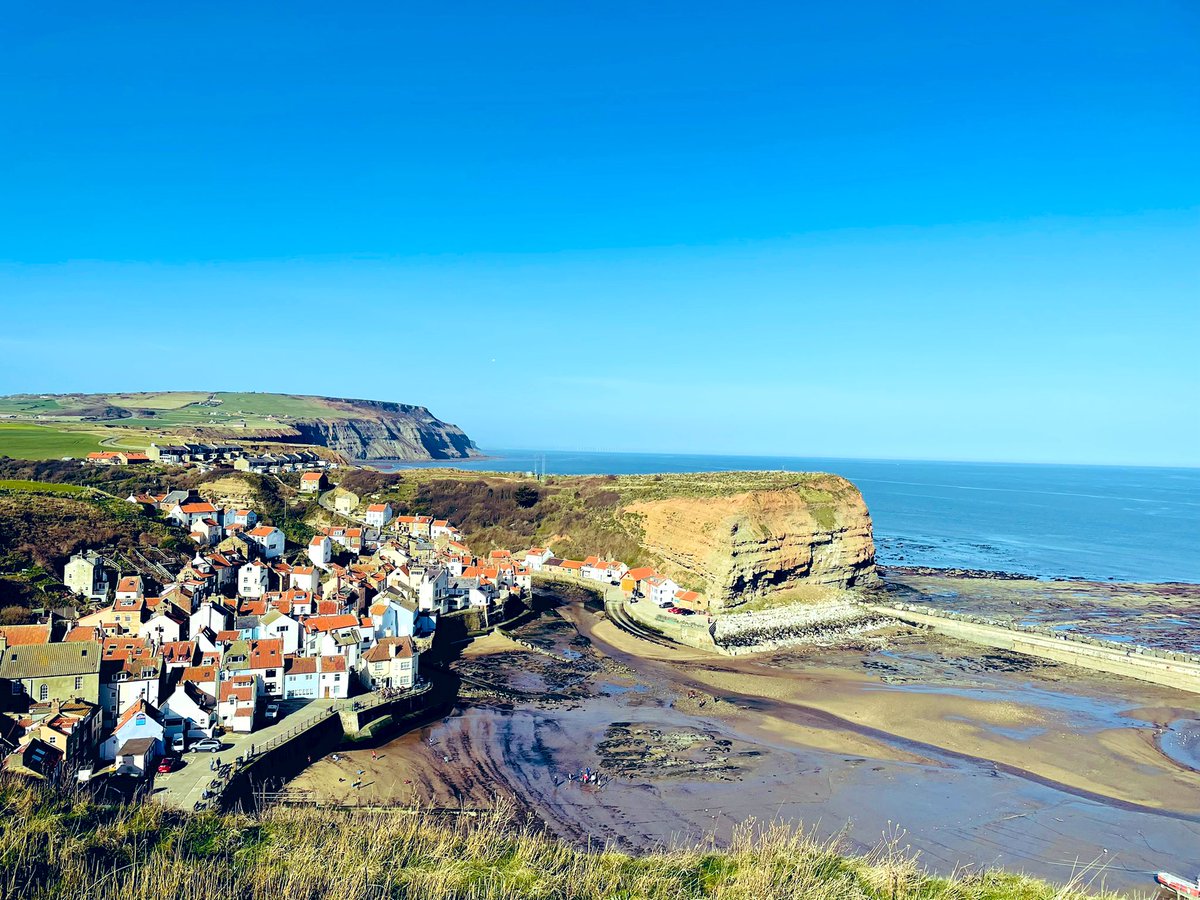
[624,476,877,610]
[281,415,476,461]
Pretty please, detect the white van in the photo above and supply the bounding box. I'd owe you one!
[171,734,186,753]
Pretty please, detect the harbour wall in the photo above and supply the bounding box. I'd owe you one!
[219,683,444,812]
[532,573,718,651]
[871,604,1200,695]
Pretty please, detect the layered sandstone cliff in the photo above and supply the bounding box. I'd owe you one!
[623,475,877,610]
[279,414,476,461]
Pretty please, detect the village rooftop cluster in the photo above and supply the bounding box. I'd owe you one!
[0,490,523,782]
[0,475,703,784]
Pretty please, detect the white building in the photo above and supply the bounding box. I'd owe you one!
[168,501,220,529]
[282,655,349,700]
[259,609,302,655]
[115,575,144,601]
[64,551,110,602]
[190,599,234,637]
[646,575,682,607]
[138,611,185,646]
[190,518,222,546]
[308,534,332,568]
[523,548,554,571]
[238,561,271,599]
[246,526,286,560]
[289,566,321,594]
[364,503,393,529]
[160,683,217,745]
[417,567,450,613]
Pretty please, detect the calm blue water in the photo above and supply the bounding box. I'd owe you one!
[392,450,1200,583]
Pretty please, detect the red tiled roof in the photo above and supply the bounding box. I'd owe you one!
[303,614,359,633]
[624,566,657,581]
[103,637,147,659]
[249,639,283,669]
[0,624,51,646]
[162,641,197,664]
[219,681,254,702]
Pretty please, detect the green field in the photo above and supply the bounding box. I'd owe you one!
[0,479,88,494]
[0,423,106,459]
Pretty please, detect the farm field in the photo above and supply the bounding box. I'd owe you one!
[0,479,89,494]
[0,423,107,459]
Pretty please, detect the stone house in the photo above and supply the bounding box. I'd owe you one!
[361,637,418,691]
[0,641,102,712]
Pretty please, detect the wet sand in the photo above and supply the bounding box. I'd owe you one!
[290,592,1200,893]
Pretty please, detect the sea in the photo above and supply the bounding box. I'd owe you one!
[388,450,1200,584]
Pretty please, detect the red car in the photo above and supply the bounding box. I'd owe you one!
[157,756,181,774]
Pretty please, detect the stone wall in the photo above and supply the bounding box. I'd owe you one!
[873,604,1200,695]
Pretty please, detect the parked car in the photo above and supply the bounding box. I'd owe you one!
[157,756,181,774]
[265,704,279,720]
[171,734,186,753]
[667,606,683,614]
[191,738,222,753]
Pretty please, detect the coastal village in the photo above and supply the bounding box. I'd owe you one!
[0,467,703,788]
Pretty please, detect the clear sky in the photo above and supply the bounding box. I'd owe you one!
[1,3,1196,466]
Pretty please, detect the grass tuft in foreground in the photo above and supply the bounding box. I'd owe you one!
[0,777,1116,900]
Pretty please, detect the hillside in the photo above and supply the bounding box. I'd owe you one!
[332,469,878,608]
[0,392,477,461]
[0,778,1104,900]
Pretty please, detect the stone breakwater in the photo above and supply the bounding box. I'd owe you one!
[873,603,1200,695]
[713,596,891,654]
[881,602,1200,666]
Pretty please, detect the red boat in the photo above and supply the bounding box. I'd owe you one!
[1155,873,1200,898]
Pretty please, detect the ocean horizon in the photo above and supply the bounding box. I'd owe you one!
[386,449,1200,584]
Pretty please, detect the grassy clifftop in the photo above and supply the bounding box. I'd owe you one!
[331,468,877,603]
[0,392,477,461]
[0,778,1103,900]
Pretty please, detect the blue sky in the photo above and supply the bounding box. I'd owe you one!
[1,2,1197,465]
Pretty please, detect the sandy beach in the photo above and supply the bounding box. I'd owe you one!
[289,587,1200,893]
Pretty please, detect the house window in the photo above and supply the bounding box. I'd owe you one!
[10,683,20,695]
[74,676,83,690]
[39,684,49,701]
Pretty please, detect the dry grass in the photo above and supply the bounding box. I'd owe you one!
[0,777,1117,900]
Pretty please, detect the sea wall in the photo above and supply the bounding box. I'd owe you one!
[621,597,718,651]
[872,604,1200,695]
[713,597,891,654]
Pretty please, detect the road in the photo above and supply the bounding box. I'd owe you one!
[153,698,338,810]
